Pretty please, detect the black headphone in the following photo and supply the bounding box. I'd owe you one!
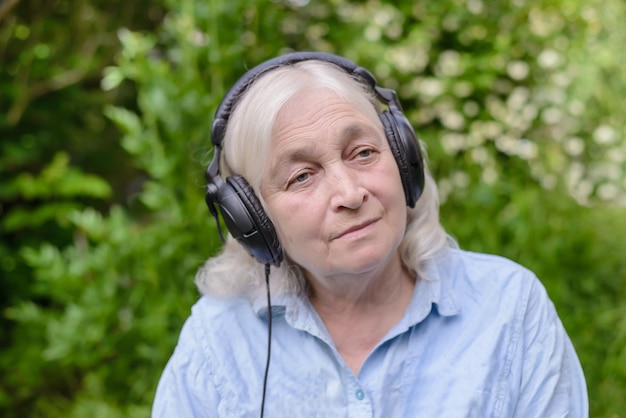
[205,52,425,267]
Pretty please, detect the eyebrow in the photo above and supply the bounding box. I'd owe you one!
[269,122,380,177]
[340,123,370,144]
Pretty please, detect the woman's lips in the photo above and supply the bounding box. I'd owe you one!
[333,218,380,240]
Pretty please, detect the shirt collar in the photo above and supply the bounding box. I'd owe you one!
[252,247,462,329]
[403,248,462,325]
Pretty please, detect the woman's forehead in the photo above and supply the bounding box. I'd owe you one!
[273,91,378,142]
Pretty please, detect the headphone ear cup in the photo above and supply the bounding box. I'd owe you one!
[213,175,283,266]
[380,110,425,208]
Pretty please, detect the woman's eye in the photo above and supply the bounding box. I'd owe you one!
[294,172,309,183]
[358,149,373,158]
[288,172,309,187]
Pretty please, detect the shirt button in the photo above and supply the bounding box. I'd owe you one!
[355,389,365,400]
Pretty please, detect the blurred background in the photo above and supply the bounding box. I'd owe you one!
[1,0,625,416]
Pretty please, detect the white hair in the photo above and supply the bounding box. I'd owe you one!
[195,60,454,299]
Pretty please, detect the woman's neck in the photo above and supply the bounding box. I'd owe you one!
[307,256,416,375]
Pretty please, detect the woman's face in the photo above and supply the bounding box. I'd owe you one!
[260,88,408,280]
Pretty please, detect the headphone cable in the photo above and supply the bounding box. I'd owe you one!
[260,263,272,418]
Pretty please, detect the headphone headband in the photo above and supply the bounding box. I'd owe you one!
[211,51,392,148]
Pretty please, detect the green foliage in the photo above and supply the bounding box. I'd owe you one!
[3,205,203,417]
[1,152,112,231]
[0,0,166,307]
[1,0,625,417]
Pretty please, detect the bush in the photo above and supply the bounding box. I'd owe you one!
[1,0,624,417]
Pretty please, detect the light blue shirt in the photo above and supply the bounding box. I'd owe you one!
[153,249,588,417]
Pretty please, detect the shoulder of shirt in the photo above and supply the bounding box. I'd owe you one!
[442,247,543,301]
[177,294,268,364]
[190,293,257,323]
[446,247,536,278]
[448,247,528,269]
[432,248,560,345]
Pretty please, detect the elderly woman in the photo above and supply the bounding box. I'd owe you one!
[152,52,588,418]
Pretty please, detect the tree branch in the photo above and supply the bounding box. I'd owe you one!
[6,25,118,126]
[7,67,97,126]
[0,0,21,22]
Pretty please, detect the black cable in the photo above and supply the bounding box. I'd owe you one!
[260,263,272,418]
[206,201,226,243]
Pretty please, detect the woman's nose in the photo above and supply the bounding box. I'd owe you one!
[329,165,367,210]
